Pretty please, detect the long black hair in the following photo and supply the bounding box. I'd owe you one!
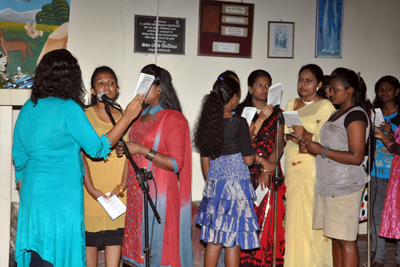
[194,76,240,159]
[330,68,368,113]
[89,66,119,106]
[31,49,86,108]
[372,75,400,109]
[141,64,182,112]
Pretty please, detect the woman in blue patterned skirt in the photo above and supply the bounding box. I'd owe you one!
[194,75,260,267]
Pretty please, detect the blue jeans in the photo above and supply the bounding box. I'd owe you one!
[30,251,53,267]
[371,176,400,264]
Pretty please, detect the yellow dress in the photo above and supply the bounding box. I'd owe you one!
[83,106,127,233]
[284,99,335,267]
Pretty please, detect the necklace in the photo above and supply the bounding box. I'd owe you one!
[302,95,318,106]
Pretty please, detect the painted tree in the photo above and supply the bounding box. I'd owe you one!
[36,0,70,26]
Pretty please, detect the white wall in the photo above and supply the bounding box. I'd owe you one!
[10,0,400,202]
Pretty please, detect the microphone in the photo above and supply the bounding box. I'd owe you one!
[97,92,114,105]
[97,92,122,109]
[274,104,285,123]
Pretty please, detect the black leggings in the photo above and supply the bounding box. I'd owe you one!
[29,251,53,267]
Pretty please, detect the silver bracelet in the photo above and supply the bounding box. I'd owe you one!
[284,134,288,142]
[321,146,329,159]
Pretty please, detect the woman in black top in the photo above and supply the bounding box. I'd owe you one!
[194,76,259,267]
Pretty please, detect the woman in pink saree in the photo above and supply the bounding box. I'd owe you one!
[118,64,192,267]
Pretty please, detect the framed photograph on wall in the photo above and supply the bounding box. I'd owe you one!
[315,0,343,58]
[267,21,294,58]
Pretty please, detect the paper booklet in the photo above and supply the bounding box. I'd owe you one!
[241,107,257,126]
[373,108,385,126]
[254,185,270,207]
[133,73,155,98]
[282,111,303,127]
[97,192,126,220]
[267,83,282,107]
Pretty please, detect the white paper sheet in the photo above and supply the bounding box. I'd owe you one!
[97,192,126,220]
[373,108,385,126]
[267,83,282,107]
[133,73,155,98]
[254,185,270,207]
[241,107,257,126]
[282,111,303,127]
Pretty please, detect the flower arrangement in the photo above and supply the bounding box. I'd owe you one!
[0,52,9,88]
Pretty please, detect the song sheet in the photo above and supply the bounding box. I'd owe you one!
[97,192,126,220]
[133,73,155,98]
[282,111,303,127]
[267,83,282,107]
[241,107,257,126]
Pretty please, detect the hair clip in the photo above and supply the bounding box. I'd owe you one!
[219,77,224,81]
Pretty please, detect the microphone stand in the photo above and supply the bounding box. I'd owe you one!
[272,106,285,267]
[367,109,377,267]
[104,103,161,267]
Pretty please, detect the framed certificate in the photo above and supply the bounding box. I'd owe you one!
[198,0,254,58]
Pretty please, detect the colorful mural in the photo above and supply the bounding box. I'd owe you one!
[0,0,71,88]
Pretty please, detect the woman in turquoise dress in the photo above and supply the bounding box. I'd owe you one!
[12,49,144,267]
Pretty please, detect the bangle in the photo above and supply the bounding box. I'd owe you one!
[321,146,329,159]
[284,134,288,142]
[260,168,268,172]
[258,153,263,163]
[145,149,157,161]
[117,184,124,198]
[387,142,395,153]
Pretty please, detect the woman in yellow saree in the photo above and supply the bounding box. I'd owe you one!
[284,64,335,267]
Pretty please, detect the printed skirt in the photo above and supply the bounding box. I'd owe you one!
[196,153,260,250]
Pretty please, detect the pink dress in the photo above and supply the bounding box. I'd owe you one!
[379,128,400,239]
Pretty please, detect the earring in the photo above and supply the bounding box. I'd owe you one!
[158,91,162,94]
[316,87,319,91]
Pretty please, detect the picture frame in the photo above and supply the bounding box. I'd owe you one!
[198,0,254,58]
[267,21,294,59]
[315,0,343,58]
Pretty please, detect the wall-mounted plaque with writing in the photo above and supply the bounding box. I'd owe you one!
[198,0,254,58]
[134,15,185,55]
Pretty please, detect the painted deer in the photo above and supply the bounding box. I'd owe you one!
[0,29,34,64]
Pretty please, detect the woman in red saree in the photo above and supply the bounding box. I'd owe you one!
[236,70,286,267]
[117,64,192,267]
